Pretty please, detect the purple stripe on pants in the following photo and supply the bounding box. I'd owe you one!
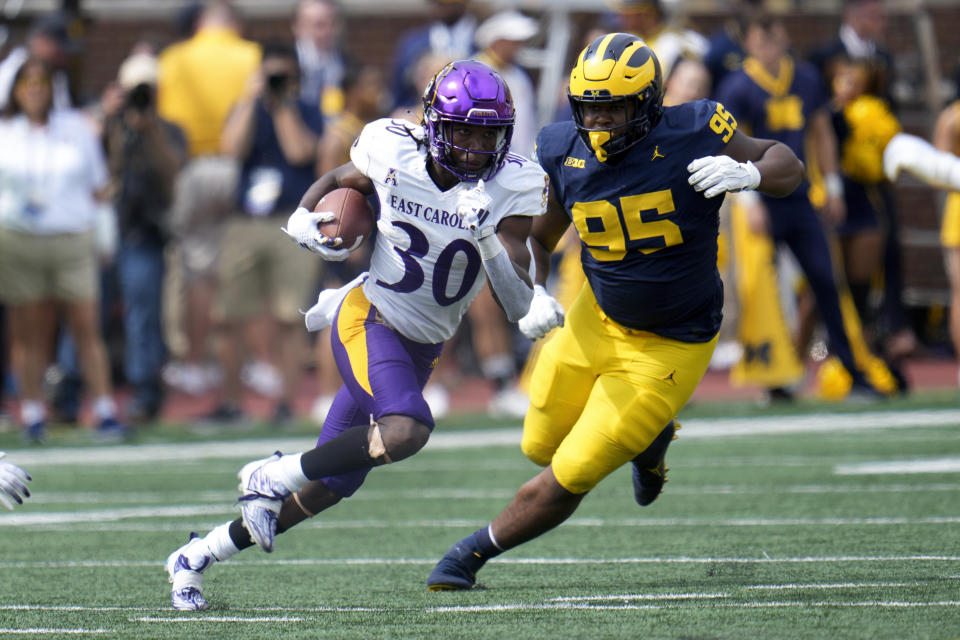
[314,290,442,497]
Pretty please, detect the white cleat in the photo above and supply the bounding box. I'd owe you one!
[166,532,212,611]
[237,452,289,553]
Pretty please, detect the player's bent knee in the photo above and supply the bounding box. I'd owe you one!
[520,436,554,467]
[375,415,430,462]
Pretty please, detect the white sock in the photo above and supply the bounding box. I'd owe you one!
[202,523,240,563]
[277,453,309,492]
[93,395,117,420]
[21,400,46,426]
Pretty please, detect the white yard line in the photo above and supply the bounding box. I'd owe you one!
[0,554,957,570]
[6,598,959,618]
[836,458,960,475]
[743,582,912,590]
[0,630,107,635]
[24,482,960,506]
[133,616,302,623]
[7,408,960,467]
[6,508,960,528]
[550,592,730,602]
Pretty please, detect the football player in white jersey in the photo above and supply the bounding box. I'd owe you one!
[165,60,560,611]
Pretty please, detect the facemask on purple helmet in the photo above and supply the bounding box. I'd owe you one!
[422,60,515,182]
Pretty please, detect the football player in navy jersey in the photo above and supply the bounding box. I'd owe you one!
[427,32,804,591]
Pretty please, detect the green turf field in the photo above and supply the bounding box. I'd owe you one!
[1,397,959,639]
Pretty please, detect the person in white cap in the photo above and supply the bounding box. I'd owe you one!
[474,10,539,158]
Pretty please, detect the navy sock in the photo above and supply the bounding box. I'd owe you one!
[300,425,378,481]
[228,518,255,551]
[470,526,505,559]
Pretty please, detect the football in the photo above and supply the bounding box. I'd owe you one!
[315,187,375,249]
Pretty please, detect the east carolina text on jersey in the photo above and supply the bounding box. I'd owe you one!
[536,100,734,342]
[350,118,546,344]
[386,194,485,231]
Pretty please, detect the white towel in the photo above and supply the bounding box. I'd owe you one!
[302,272,368,332]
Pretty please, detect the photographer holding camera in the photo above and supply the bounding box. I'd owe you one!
[102,51,188,422]
[209,41,324,424]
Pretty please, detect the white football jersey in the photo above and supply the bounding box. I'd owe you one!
[350,118,548,344]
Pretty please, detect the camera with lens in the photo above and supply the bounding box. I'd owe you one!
[126,83,154,112]
[267,72,289,96]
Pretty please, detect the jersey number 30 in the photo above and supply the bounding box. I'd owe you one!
[375,220,482,306]
[572,189,682,261]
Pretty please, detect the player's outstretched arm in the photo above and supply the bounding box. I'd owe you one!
[884,132,960,191]
[688,131,803,199]
[0,452,31,510]
[724,131,804,197]
[518,186,569,340]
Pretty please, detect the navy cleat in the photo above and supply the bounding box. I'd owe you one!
[166,532,213,611]
[427,537,488,591]
[631,421,677,507]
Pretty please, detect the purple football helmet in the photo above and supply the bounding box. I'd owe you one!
[422,60,515,182]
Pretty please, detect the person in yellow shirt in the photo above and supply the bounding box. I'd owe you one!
[157,1,260,398]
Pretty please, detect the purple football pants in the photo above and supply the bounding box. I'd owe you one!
[314,286,442,497]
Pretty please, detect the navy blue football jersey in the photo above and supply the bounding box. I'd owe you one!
[536,99,736,342]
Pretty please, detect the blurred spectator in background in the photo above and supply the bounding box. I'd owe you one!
[0,57,126,442]
[311,62,384,423]
[293,0,347,117]
[474,10,539,158]
[717,13,892,401]
[607,0,707,80]
[807,0,910,364]
[103,51,188,423]
[469,10,541,418]
[663,57,711,106]
[703,0,762,96]
[209,41,324,424]
[827,57,909,379]
[808,0,893,109]
[158,0,260,396]
[390,0,477,110]
[933,101,960,386]
[0,13,80,111]
[390,51,451,123]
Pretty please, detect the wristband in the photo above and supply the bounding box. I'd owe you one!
[476,232,505,261]
[824,172,844,198]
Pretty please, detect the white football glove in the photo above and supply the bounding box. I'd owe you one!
[282,206,362,262]
[457,179,504,260]
[519,285,565,340]
[687,155,761,198]
[457,179,494,238]
[0,452,31,511]
[883,132,960,189]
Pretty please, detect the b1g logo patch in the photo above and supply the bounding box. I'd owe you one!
[564,156,586,169]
